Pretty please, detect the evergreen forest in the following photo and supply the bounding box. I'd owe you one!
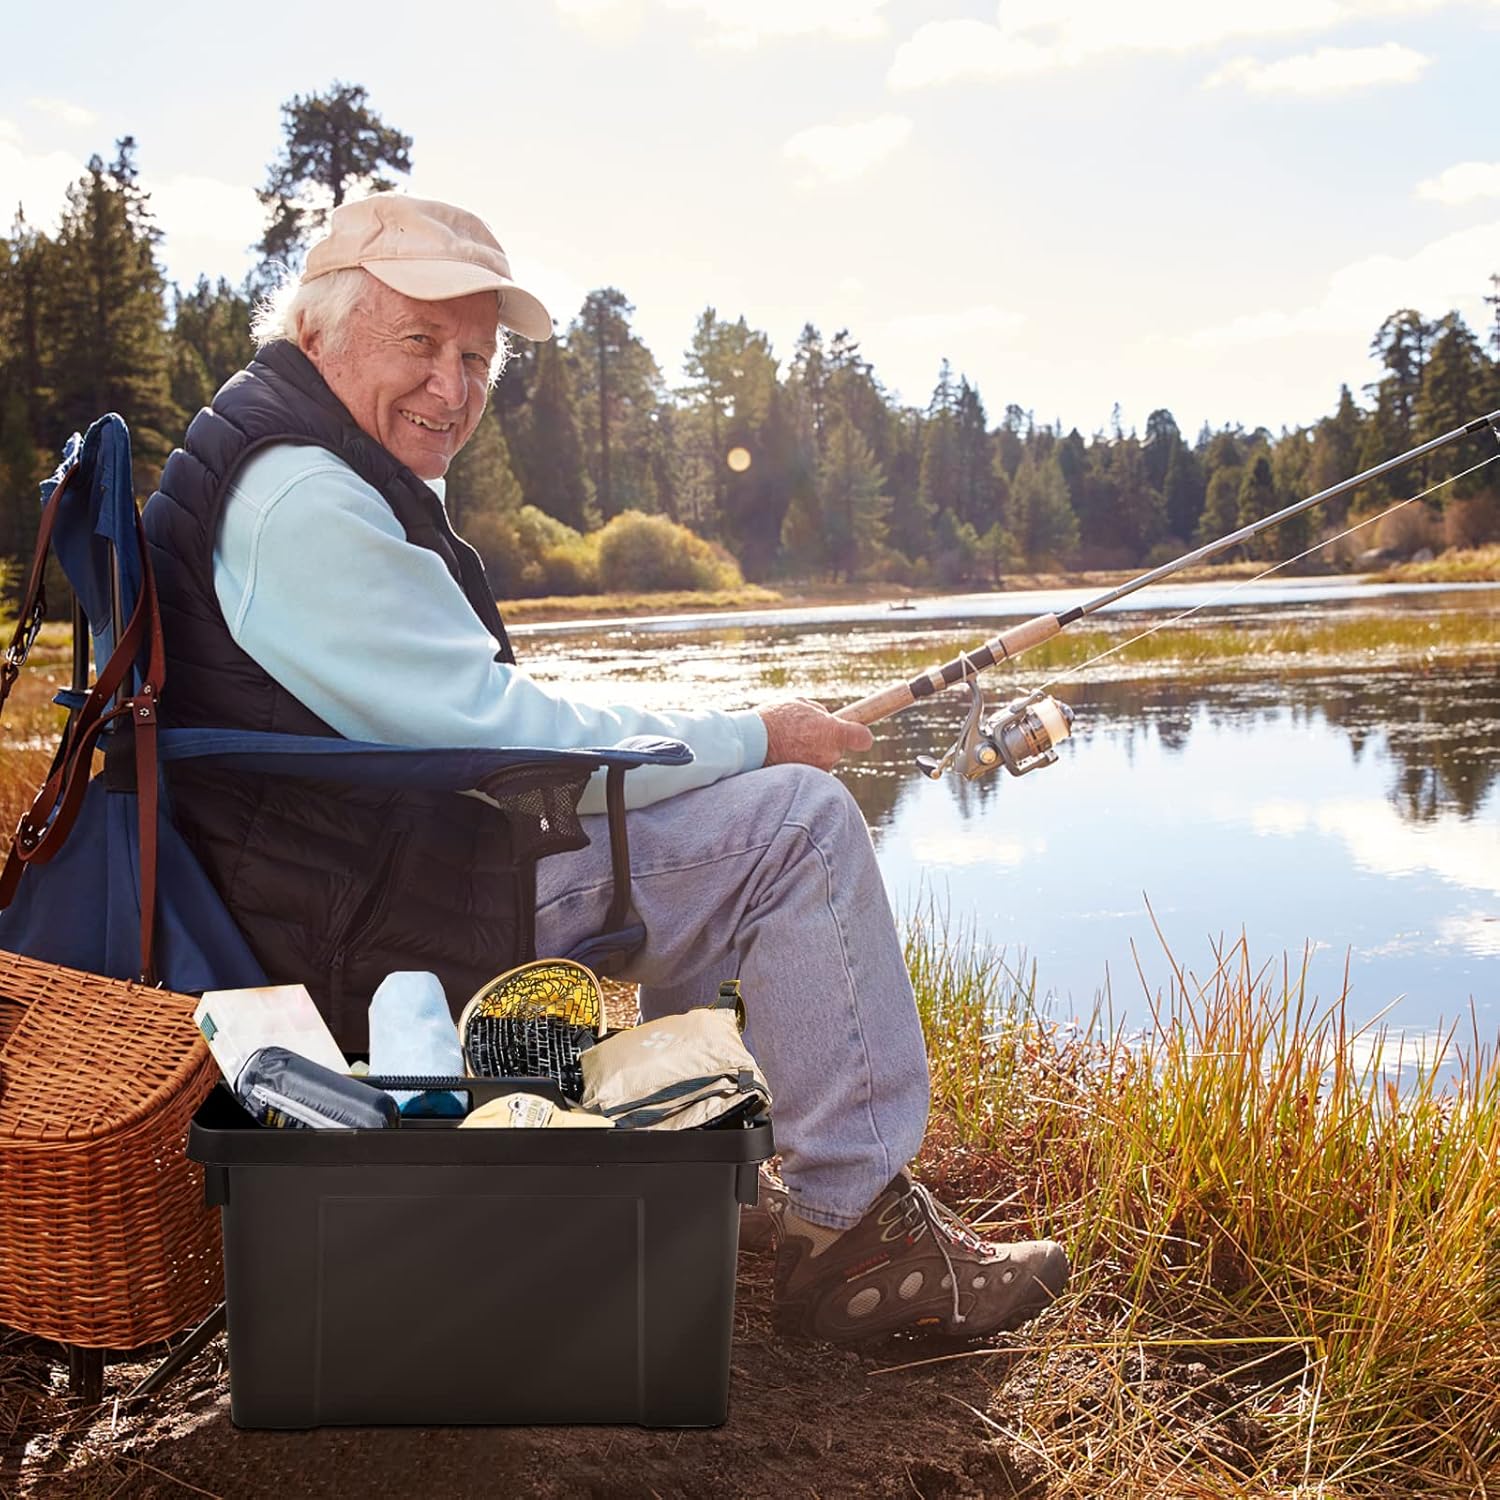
[2,88,1498,598]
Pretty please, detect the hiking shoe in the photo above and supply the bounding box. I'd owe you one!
[773,1170,1068,1343]
[738,1162,789,1251]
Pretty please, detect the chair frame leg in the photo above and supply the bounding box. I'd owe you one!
[67,1345,104,1405]
[124,1302,227,1407]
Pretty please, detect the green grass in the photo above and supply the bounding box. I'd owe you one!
[1374,544,1500,584]
[831,609,1500,694]
[904,911,1500,1496]
[498,584,784,621]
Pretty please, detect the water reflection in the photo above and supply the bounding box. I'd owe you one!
[861,675,1497,1036]
[520,585,1498,1036]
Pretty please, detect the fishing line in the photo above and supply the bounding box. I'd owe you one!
[839,404,1500,782]
[1033,449,1500,695]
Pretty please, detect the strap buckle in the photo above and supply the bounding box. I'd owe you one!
[4,599,45,675]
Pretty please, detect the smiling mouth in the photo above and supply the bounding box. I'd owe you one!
[400,410,455,434]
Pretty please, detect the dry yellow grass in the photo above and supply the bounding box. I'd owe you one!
[907,913,1500,1496]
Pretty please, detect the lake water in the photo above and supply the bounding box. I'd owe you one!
[516,581,1500,1060]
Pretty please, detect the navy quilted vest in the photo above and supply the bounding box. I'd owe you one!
[142,341,540,1048]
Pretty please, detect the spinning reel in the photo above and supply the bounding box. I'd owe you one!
[915,683,1074,783]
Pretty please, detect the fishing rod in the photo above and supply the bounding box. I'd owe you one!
[837,406,1500,783]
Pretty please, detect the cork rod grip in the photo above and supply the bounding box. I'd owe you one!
[992,614,1062,657]
[836,613,1064,727]
[836,681,918,725]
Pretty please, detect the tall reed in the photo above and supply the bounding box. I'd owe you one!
[904,909,1500,1495]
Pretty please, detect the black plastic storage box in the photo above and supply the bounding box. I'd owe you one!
[188,1086,772,1429]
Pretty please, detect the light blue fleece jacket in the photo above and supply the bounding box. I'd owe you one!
[211,443,767,814]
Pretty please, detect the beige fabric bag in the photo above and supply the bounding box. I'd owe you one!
[579,983,771,1131]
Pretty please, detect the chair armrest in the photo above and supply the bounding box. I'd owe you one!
[142,727,692,791]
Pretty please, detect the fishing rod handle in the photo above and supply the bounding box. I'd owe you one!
[837,613,1062,726]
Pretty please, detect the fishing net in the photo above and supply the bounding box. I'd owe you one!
[458,959,604,1100]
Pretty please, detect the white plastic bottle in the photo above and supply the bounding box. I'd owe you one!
[366,971,466,1117]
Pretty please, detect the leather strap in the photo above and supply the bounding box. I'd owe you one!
[0,458,167,982]
[0,460,74,714]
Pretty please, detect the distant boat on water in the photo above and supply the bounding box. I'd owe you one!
[887,598,917,611]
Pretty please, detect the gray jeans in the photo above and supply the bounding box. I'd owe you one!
[535,763,930,1230]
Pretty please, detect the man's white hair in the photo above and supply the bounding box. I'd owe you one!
[250,267,509,386]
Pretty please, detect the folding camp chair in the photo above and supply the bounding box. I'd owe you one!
[0,413,687,1402]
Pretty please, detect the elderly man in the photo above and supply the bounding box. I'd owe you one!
[143,193,1067,1345]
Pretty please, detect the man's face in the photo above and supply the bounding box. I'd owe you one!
[304,276,498,481]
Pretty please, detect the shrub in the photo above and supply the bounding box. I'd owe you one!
[537,535,599,594]
[1444,494,1499,549]
[1372,501,1444,555]
[594,511,742,593]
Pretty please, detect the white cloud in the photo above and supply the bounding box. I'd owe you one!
[1437,915,1500,958]
[783,114,912,184]
[0,120,19,146]
[1314,799,1500,898]
[1249,799,1312,836]
[143,173,265,288]
[909,831,1029,868]
[25,97,98,128]
[0,137,85,230]
[1204,43,1431,93]
[1184,219,1500,348]
[552,0,647,38]
[556,0,888,47]
[888,0,1449,89]
[666,0,888,47]
[0,139,267,287]
[888,19,1061,89]
[1417,160,1500,204]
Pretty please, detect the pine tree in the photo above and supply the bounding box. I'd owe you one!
[721,384,797,580]
[568,288,663,518]
[1161,440,1205,543]
[929,508,979,585]
[816,412,889,580]
[0,210,54,446]
[1308,384,1364,516]
[826,329,892,477]
[1142,408,1180,492]
[169,275,255,413]
[787,323,828,461]
[257,82,413,266]
[1271,429,1312,558]
[1009,454,1079,565]
[511,336,596,531]
[679,308,777,538]
[976,521,1018,587]
[994,404,1028,481]
[1197,465,1243,545]
[1236,454,1278,558]
[884,406,933,570]
[1417,311,1497,516]
[0,387,47,561]
[446,405,523,532]
[1110,435,1167,559]
[47,142,182,479]
[917,359,959,526]
[953,377,999,531]
[1361,309,1430,496]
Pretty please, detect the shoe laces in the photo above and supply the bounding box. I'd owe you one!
[901,1179,993,1328]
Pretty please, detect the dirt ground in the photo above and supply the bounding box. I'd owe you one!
[2,1245,1048,1500]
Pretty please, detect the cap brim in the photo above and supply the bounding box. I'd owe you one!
[362,259,554,341]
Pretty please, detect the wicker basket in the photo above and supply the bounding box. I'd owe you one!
[0,950,223,1348]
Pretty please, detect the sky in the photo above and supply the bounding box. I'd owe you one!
[2,0,1499,439]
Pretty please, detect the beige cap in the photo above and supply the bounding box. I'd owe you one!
[304,193,553,341]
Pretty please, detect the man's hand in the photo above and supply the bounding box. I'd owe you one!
[756,699,874,772]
